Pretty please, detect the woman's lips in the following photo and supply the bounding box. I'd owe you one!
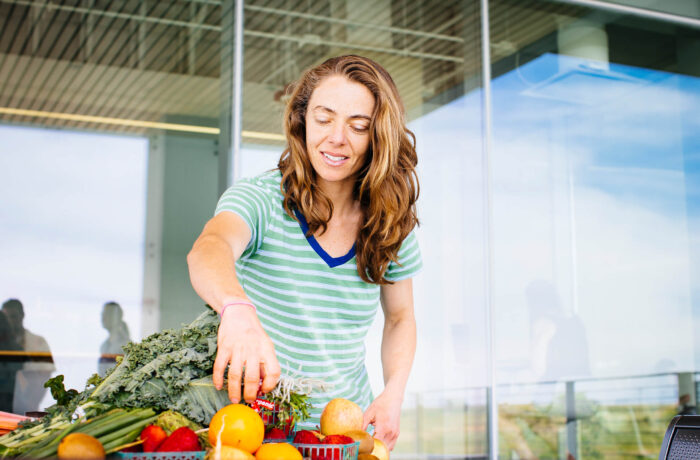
[321,151,349,166]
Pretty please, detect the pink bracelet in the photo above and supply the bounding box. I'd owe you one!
[220,301,256,318]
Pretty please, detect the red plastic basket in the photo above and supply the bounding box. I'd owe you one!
[254,398,296,440]
[113,452,205,460]
[292,441,360,460]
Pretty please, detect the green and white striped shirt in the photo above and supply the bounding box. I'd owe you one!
[215,170,422,427]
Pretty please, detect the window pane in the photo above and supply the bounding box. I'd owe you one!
[489,0,700,457]
[0,126,147,413]
[0,0,230,414]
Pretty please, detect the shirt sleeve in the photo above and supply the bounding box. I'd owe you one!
[384,229,423,282]
[214,177,273,256]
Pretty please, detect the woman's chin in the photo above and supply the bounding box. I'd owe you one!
[315,168,353,185]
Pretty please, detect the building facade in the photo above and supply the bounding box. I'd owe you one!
[1,0,699,458]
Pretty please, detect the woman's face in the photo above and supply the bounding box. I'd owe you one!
[304,75,375,190]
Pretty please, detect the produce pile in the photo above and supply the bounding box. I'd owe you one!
[208,397,390,460]
[0,308,316,459]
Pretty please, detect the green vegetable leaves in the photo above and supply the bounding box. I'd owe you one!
[89,308,220,423]
[44,375,79,407]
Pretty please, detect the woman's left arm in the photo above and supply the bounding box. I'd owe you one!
[363,277,417,451]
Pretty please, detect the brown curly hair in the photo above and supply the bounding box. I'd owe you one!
[278,55,419,284]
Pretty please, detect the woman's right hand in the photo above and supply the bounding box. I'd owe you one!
[213,303,281,403]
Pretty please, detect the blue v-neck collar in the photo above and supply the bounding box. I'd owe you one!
[293,209,356,268]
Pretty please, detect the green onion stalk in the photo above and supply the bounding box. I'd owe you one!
[1,407,156,459]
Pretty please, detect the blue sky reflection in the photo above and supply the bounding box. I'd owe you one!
[400,52,700,400]
[0,125,148,408]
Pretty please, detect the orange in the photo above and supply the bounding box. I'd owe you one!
[57,433,105,460]
[209,404,265,453]
[255,442,302,460]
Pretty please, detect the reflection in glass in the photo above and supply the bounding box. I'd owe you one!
[1,0,229,415]
[490,1,700,457]
[98,301,131,377]
[0,306,22,413]
[1,299,54,415]
[0,126,148,412]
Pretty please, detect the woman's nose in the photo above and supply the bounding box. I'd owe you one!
[328,123,346,145]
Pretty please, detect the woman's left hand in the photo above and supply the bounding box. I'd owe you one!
[363,391,403,451]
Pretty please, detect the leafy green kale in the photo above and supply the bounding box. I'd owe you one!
[44,375,79,406]
[89,308,220,422]
[87,307,315,424]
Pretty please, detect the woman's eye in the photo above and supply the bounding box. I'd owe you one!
[351,125,369,133]
[315,118,330,125]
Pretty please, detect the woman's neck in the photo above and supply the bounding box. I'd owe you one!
[317,177,358,219]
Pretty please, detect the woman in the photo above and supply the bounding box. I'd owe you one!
[187,55,421,449]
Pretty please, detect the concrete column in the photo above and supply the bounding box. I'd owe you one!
[678,372,697,407]
[142,122,219,334]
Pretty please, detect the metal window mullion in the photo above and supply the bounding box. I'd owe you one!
[480,0,497,459]
[553,0,700,28]
[230,0,244,185]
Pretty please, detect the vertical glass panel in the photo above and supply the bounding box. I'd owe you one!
[489,0,700,458]
[240,0,486,457]
[0,1,231,413]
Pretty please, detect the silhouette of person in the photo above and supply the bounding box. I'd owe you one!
[98,301,131,377]
[678,394,697,416]
[526,280,591,381]
[0,310,22,412]
[1,299,55,414]
[500,282,591,459]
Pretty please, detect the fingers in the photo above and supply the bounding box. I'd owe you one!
[373,428,398,451]
[260,347,281,394]
[364,401,399,451]
[213,348,230,391]
[385,434,398,451]
[363,405,376,431]
[243,357,261,403]
[227,352,244,403]
[217,314,279,402]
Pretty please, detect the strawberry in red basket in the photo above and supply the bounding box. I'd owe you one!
[140,425,168,452]
[265,427,288,441]
[319,434,355,460]
[156,426,201,452]
[294,430,322,460]
[293,430,321,445]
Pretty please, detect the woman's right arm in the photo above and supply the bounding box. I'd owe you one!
[187,212,281,403]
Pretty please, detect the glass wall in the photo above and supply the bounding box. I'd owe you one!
[489,0,700,458]
[0,0,228,413]
[1,1,699,459]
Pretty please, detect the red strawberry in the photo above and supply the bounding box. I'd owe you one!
[140,425,168,452]
[156,427,201,452]
[293,430,321,445]
[322,435,354,445]
[321,435,355,460]
[265,427,287,440]
[310,450,329,460]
